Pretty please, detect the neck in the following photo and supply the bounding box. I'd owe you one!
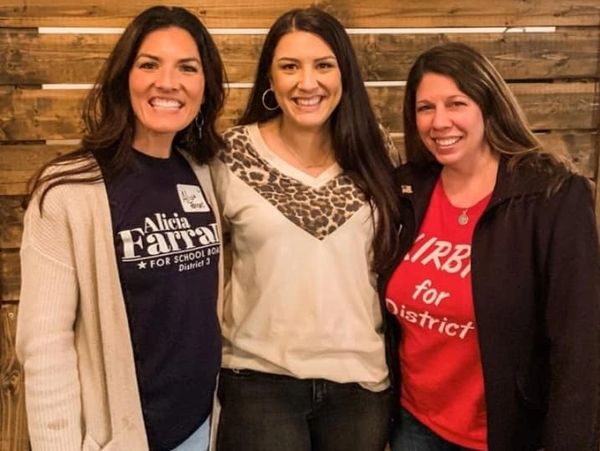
[132,134,174,159]
[260,118,335,175]
[441,150,499,208]
[277,118,333,166]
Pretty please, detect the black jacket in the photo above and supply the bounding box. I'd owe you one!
[379,156,600,451]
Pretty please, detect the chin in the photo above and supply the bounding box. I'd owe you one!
[293,116,331,130]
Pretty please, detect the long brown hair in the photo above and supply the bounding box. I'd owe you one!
[239,7,401,272]
[29,6,226,209]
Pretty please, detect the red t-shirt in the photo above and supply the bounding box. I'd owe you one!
[386,178,491,450]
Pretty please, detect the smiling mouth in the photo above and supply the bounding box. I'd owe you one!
[293,96,322,107]
[149,97,183,109]
[434,136,461,146]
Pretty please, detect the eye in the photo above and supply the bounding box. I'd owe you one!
[180,64,200,73]
[316,61,336,70]
[137,60,158,70]
[449,100,467,108]
[416,104,433,113]
[280,63,298,71]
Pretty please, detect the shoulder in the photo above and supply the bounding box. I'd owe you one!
[40,151,99,178]
[217,124,266,170]
[502,155,594,224]
[394,162,441,188]
[217,124,256,162]
[29,153,102,208]
[222,124,252,148]
[505,153,574,195]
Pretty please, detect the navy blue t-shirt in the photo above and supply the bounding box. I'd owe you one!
[105,149,221,450]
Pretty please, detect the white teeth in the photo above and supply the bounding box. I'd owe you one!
[150,98,182,108]
[295,96,321,106]
[435,137,460,146]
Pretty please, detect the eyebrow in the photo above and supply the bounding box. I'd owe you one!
[416,95,469,102]
[276,55,337,63]
[135,53,201,64]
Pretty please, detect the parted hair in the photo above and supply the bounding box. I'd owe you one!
[29,5,226,209]
[239,7,401,272]
[403,42,571,175]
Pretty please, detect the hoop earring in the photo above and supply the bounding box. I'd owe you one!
[261,88,280,111]
[195,112,204,141]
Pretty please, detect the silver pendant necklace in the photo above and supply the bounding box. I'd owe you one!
[458,209,469,225]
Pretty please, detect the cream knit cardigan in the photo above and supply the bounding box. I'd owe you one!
[16,153,223,451]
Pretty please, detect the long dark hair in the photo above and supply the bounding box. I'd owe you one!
[29,6,226,209]
[403,42,571,177]
[239,7,400,272]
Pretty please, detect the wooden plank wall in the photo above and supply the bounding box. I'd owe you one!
[1,1,599,449]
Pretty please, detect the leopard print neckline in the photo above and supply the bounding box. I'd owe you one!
[219,125,368,240]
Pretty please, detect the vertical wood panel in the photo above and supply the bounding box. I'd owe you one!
[0,304,28,451]
[1,251,20,302]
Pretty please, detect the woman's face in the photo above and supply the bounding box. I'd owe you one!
[269,30,342,132]
[415,72,490,171]
[129,26,205,144]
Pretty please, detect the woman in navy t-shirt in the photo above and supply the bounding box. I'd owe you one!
[17,6,226,450]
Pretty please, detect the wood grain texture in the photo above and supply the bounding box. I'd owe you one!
[0,144,77,195]
[536,131,598,179]
[0,197,25,250]
[1,28,599,85]
[0,0,599,27]
[0,303,28,451]
[0,83,597,142]
[0,251,20,302]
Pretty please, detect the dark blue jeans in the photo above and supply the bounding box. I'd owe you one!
[216,368,392,451]
[391,408,478,451]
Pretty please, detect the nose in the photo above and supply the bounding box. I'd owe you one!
[297,68,318,90]
[155,67,177,90]
[431,106,451,129]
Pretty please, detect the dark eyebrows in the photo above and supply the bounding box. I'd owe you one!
[178,57,202,65]
[275,55,336,63]
[134,53,201,65]
[416,94,469,104]
[134,53,159,61]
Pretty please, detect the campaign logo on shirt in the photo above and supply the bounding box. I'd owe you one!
[177,184,210,212]
[117,212,220,272]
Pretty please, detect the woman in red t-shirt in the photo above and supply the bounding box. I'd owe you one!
[381,43,599,451]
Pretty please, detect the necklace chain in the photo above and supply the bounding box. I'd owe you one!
[277,123,334,169]
[283,142,333,169]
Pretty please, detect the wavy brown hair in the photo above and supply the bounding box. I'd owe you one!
[29,6,226,209]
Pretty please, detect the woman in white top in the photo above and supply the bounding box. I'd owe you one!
[211,7,400,451]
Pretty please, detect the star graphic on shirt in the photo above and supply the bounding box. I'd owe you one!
[138,261,147,270]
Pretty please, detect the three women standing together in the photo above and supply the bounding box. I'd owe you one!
[16,5,599,451]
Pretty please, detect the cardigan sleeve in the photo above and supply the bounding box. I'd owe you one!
[16,186,84,451]
[543,175,600,450]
